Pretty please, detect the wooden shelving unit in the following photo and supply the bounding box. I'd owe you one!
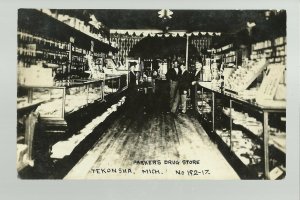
[251,37,286,64]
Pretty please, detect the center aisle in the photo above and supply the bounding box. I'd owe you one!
[65,97,239,179]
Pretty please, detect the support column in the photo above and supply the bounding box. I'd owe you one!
[186,34,189,70]
[263,111,270,179]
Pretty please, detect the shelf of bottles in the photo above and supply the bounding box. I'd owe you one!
[38,9,110,44]
[223,51,236,64]
[69,45,90,78]
[17,29,105,80]
[251,36,286,64]
[17,30,69,69]
[212,44,236,65]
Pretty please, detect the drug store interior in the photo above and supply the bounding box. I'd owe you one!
[17,9,286,180]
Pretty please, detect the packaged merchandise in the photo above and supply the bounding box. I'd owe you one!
[225,58,267,93]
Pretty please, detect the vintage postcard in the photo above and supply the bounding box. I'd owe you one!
[17,9,286,180]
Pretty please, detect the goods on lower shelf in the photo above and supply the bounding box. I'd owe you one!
[216,129,262,166]
[35,99,63,117]
[216,129,231,147]
[87,93,103,103]
[197,100,211,114]
[50,96,126,159]
[196,91,212,114]
[269,128,286,153]
[18,89,63,110]
[34,87,105,115]
[65,94,89,113]
[18,89,51,108]
[223,107,263,137]
[225,58,267,93]
[103,85,115,94]
[231,130,262,166]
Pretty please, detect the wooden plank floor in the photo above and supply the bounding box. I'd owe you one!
[65,96,239,180]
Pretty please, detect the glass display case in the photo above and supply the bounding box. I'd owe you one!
[17,75,128,173]
[195,82,286,180]
[104,76,120,94]
[17,86,66,171]
[267,112,286,180]
[228,99,264,179]
[63,79,105,115]
[104,74,128,96]
[19,74,125,120]
[17,74,128,120]
[214,92,232,148]
[195,83,213,133]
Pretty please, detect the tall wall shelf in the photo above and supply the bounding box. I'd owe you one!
[18,9,118,79]
[17,9,126,177]
[251,37,286,64]
[18,9,117,53]
[211,43,238,66]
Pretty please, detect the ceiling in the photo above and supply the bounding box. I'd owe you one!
[52,9,286,44]
[54,9,274,33]
[91,10,269,33]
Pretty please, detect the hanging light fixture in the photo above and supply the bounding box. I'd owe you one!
[247,21,256,36]
[157,9,173,34]
[158,9,173,20]
[265,11,271,20]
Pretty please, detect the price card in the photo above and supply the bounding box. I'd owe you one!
[256,64,285,103]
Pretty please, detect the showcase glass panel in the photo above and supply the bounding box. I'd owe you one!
[65,85,88,114]
[195,87,213,132]
[214,93,231,148]
[230,100,264,179]
[87,81,104,104]
[268,112,286,180]
[33,88,64,118]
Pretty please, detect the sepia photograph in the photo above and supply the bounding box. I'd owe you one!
[16,8,287,180]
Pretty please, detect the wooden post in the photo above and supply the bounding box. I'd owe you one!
[263,111,270,179]
[68,42,72,75]
[229,100,233,152]
[68,37,75,76]
[186,34,189,70]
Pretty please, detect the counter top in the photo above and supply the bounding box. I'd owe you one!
[18,75,125,89]
[198,82,286,111]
